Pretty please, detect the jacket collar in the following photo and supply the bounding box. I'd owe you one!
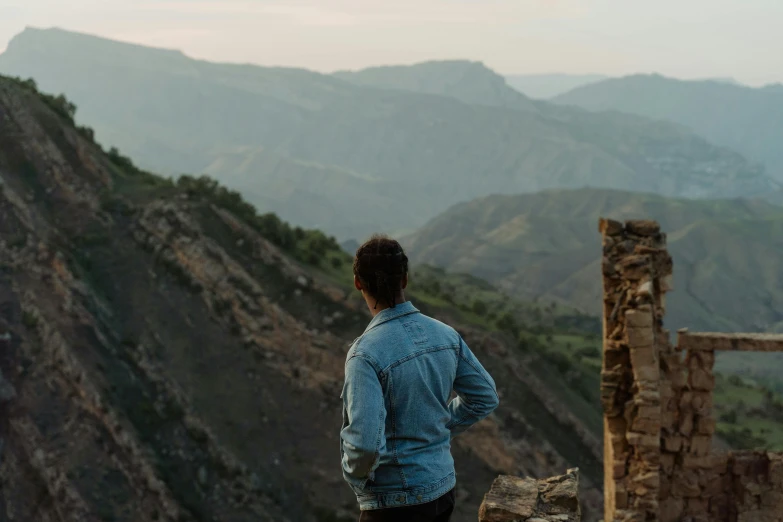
[363,301,420,334]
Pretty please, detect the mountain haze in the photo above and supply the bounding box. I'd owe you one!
[554,74,783,181]
[505,74,609,99]
[0,28,778,242]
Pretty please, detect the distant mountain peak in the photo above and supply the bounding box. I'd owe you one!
[334,59,538,112]
[3,26,189,70]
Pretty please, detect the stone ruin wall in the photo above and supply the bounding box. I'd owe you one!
[600,218,783,522]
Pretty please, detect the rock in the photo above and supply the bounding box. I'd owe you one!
[479,469,580,521]
[599,218,624,236]
[0,370,16,404]
[197,466,208,486]
[296,275,308,287]
[625,220,660,236]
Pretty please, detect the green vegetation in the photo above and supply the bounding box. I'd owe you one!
[10,76,76,124]
[714,373,783,450]
[99,136,346,271]
[173,174,343,268]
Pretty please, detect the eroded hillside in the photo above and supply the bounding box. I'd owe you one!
[0,78,605,521]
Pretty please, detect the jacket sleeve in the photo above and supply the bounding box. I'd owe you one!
[447,336,500,437]
[340,355,386,486]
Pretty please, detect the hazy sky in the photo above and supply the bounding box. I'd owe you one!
[1,0,782,86]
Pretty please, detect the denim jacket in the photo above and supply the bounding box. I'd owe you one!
[340,301,499,511]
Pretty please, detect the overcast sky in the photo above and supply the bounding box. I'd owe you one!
[1,0,781,86]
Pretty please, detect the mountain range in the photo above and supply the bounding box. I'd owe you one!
[0,27,779,242]
[553,74,783,181]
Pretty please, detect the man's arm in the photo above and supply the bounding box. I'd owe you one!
[340,355,386,486]
[447,336,500,437]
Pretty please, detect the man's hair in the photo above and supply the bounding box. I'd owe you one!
[353,234,409,309]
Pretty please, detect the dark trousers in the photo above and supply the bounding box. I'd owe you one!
[359,488,456,522]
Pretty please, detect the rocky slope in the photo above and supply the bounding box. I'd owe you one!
[0,78,604,520]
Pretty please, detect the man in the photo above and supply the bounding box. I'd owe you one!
[341,235,500,522]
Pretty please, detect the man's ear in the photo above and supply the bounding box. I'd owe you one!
[354,275,363,292]
[402,273,409,290]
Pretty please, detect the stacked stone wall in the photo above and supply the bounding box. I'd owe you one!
[600,218,671,521]
[599,217,783,522]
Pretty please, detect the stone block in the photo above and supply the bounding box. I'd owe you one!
[663,435,683,453]
[672,470,701,497]
[625,220,661,236]
[600,218,624,236]
[626,432,659,450]
[659,497,684,522]
[701,472,726,497]
[731,451,769,478]
[660,452,675,475]
[760,489,783,510]
[691,392,713,416]
[679,413,694,436]
[683,453,729,475]
[478,470,582,522]
[626,307,653,328]
[659,473,672,497]
[631,405,661,434]
[689,435,712,457]
[767,451,783,486]
[631,471,659,497]
[685,497,709,515]
[619,261,651,281]
[689,367,716,391]
[688,349,716,369]
[627,327,654,348]
[709,494,731,519]
[738,510,779,522]
[615,485,629,509]
[693,416,714,435]
[613,459,628,479]
[661,409,676,431]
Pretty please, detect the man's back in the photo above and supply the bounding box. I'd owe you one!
[340,301,499,512]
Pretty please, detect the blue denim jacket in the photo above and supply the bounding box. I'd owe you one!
[340,301,499,511]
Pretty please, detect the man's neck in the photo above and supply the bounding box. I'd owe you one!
[366,294,407,317]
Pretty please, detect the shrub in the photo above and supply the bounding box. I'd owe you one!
[575,345,601,359]
[22,311,38,329]
[472,300,488,316]
[546,351,573,374]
